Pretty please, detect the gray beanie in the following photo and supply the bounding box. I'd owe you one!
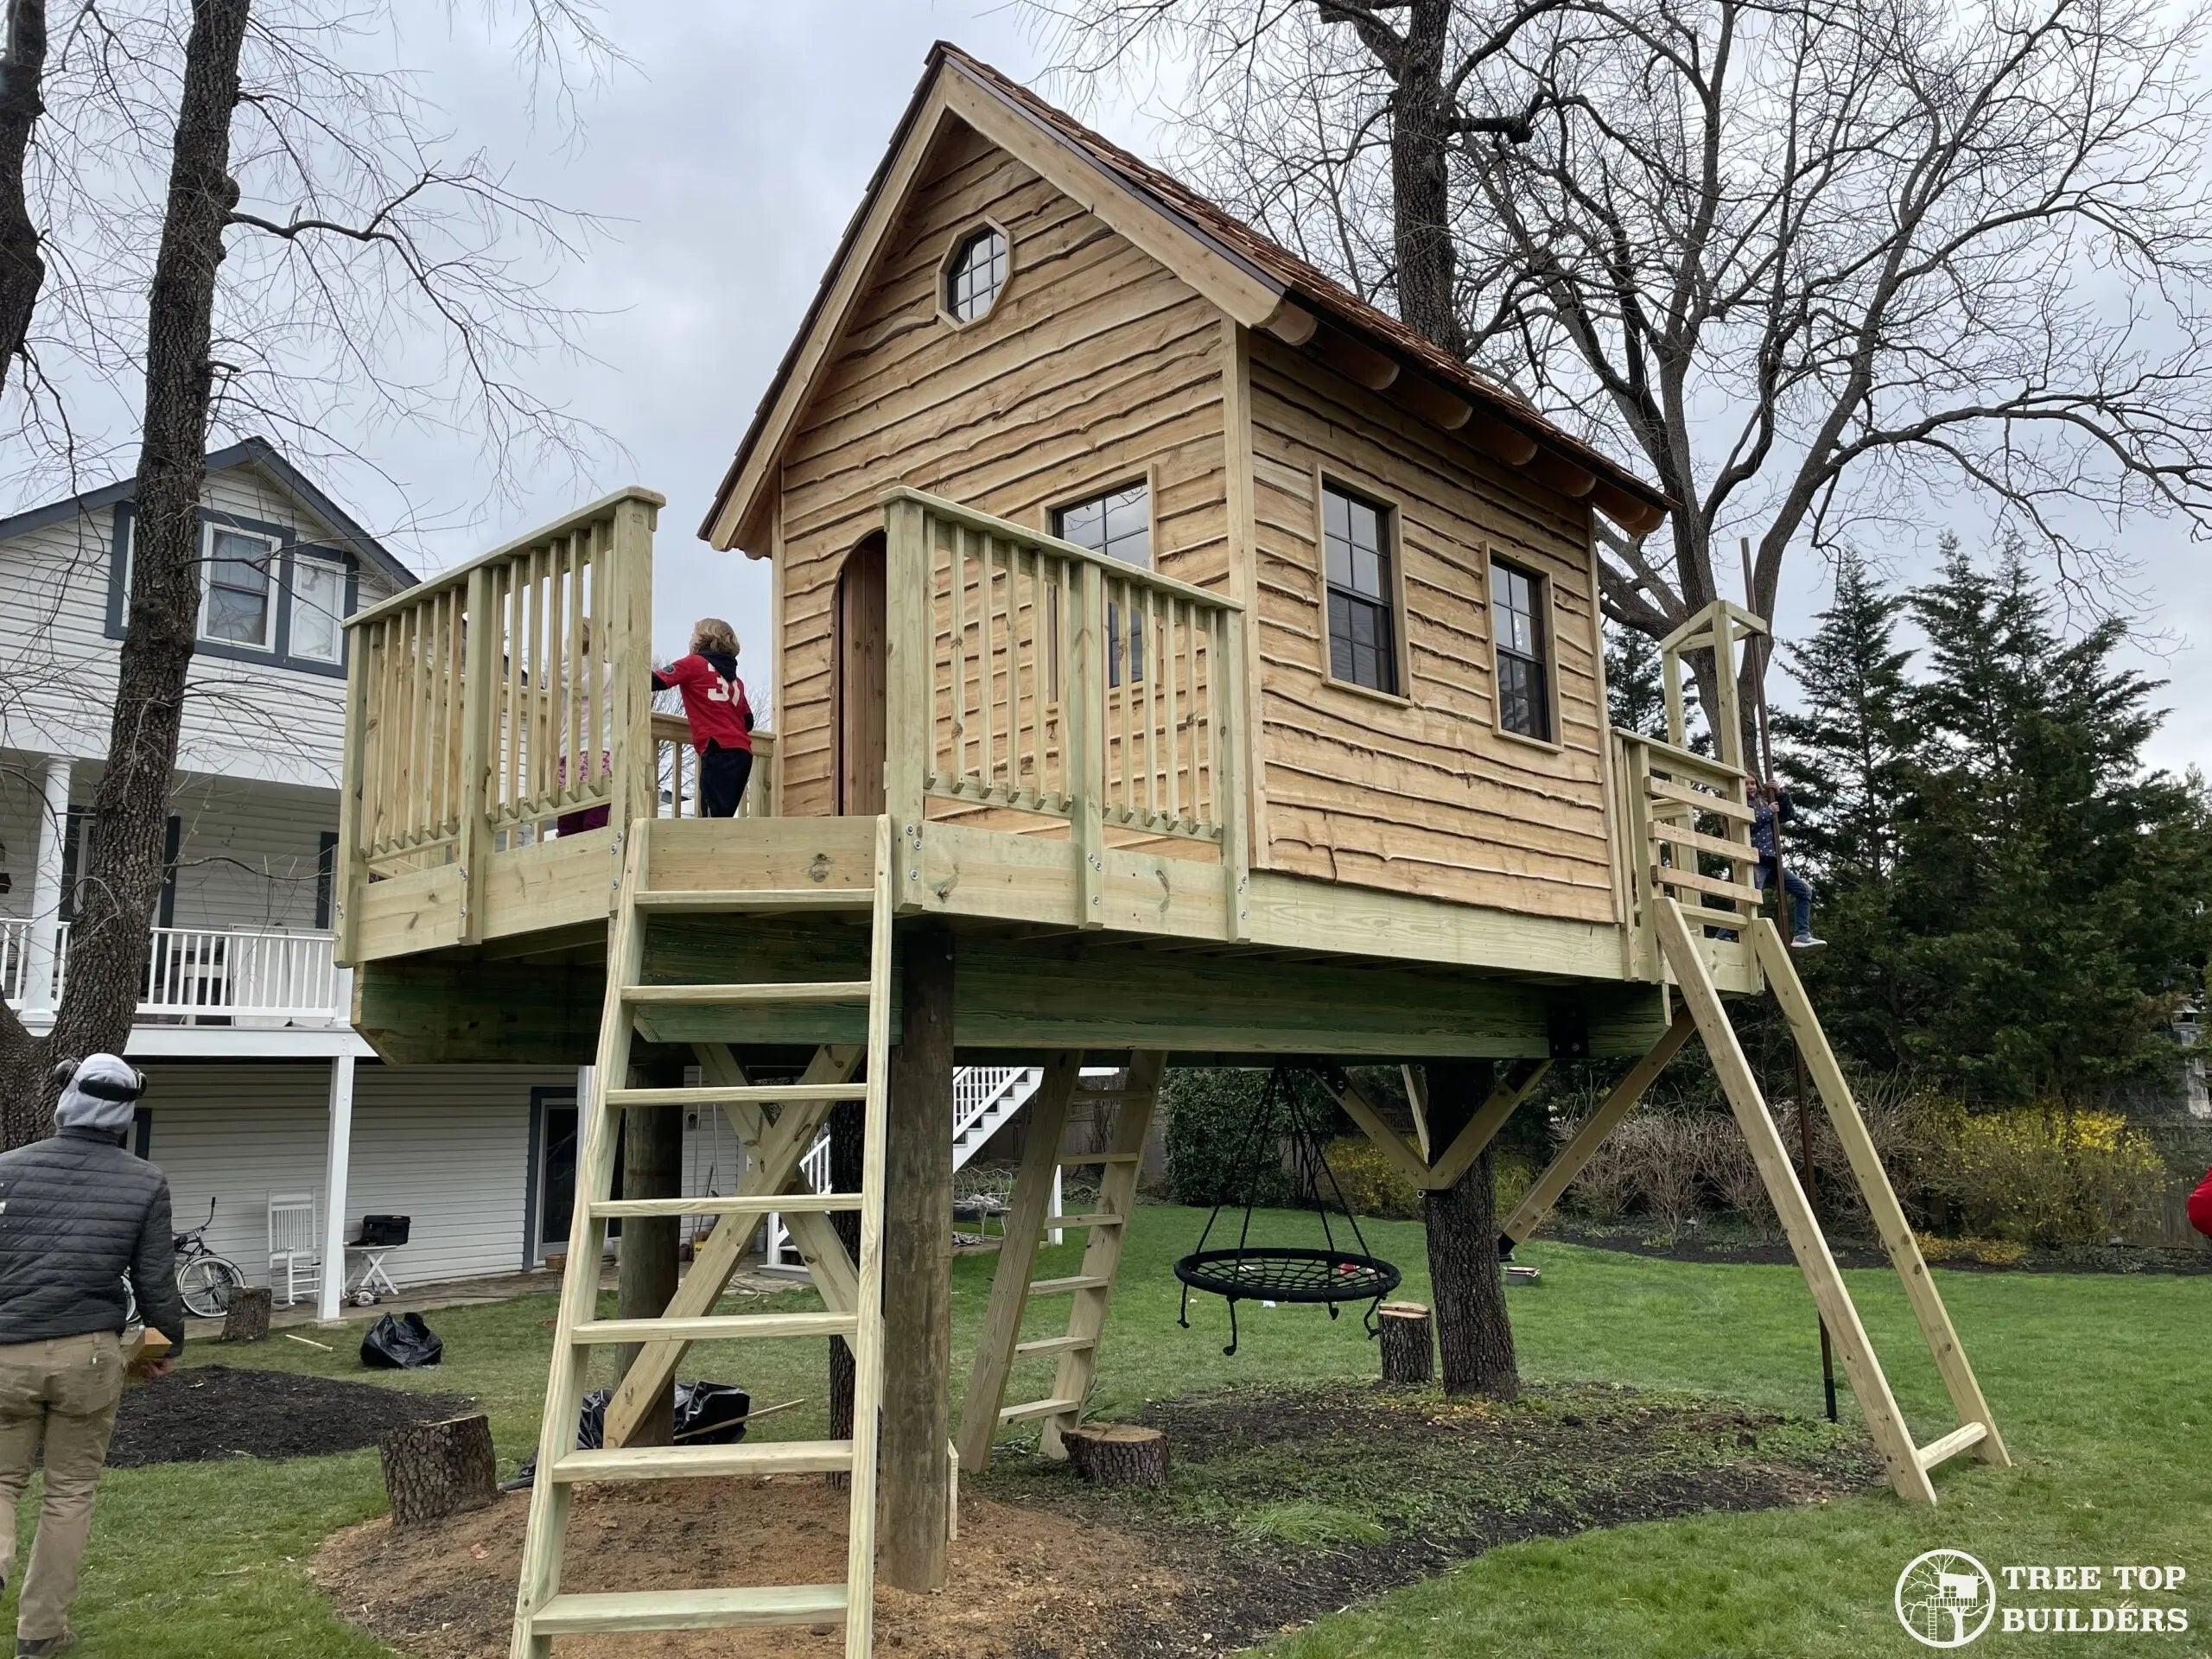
[55,1053,142,1135]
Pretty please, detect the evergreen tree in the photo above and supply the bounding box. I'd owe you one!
[1605,622,1669,739]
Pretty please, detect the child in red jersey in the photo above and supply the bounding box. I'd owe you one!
[652,618,753,817]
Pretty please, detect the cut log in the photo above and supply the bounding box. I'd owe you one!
[219,1285,272,1344]
[380,1413,498,1529]
[1377,1300,1433,1386]
[1062,1422,1168,1489]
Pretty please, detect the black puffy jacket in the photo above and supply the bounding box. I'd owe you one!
[0,1127,186,1349]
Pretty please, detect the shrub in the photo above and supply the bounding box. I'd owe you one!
[1160,1068,1334,1208]
[1917,1104,2171,1247]
[1321,1136,1423,1220]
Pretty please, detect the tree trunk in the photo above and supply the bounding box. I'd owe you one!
[1063,1423,1168,1489]
[0,0,48,392]
[615,1094,683,1446]
[380,1414,498,1529]
[1421,1060,1518,1400]
[824,1094,863,1469]
[1377,1300,1433,1386]
[1389,0,1464,359]
[8,0,251,1151]
[219,1285,271,1344]
[880,923,954,1592]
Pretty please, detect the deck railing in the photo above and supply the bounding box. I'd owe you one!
[336,487,662,957]
[650,714,779,820]
[1612,730,1764,981]
[882,489,1249,934]
[1,918,348,1024]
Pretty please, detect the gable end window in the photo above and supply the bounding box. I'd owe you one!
[1491,556,1553,742]
[943,225,1008,324]
[1322,482,1400,696]
[108,503,357,676]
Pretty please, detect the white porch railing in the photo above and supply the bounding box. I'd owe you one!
[0,919,349,1025]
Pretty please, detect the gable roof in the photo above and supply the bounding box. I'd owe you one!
[0,438,419,591]
[702,42,1671,550]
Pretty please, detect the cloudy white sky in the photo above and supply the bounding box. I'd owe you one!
[29,2,2212,770]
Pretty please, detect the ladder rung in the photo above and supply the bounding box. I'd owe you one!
[1028,1274,1110,1295]
[1014,1335,1095,1357]
[532,1585,847,1635]
[1042,1212,1124,1231]
[624,981,874,1006]
[998,1396,1084,1424]
[632,887,874,912]
[570,1311,856,1345]
[550,1438,854,1483]
[605,1083,868,1109]
[588,1192,862,1220]
[1915,1420,1990,1471]
[1057,1151,1141,1165]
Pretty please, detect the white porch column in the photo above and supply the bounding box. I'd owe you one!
[22,755,71,1016]
[317,1053,356,1320]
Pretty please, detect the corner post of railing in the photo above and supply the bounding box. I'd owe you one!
[606,492,661,895]
[1070,556,1107,927]
[1619,733,1659,980]
[1216,606,1251,942]
[882,493,934,880]
[454,564,497,944]
[334,620,372,967]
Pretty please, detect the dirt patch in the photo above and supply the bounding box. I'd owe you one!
[313,1479,1183,1659]
[110,1365,473,1468]
[314,1381,1870,1657]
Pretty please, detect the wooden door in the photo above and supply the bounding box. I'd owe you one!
[835,533,888,816]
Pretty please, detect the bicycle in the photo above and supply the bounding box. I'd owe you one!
[125,1199,248,1320]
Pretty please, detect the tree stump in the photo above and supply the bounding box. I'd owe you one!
[380,1414,498,1529]
[1062,1423,1168,1489]
[219,1285,272,1344]
[1378,1301,1433,1386]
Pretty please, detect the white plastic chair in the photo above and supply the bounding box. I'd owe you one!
[267,1192,321,1307]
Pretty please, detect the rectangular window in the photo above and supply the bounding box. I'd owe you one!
[1052,481,1150,685]
[202,526,280,648]
[289,556,346,664]
[1322,483,1399,695]
[1491,557,1552,741]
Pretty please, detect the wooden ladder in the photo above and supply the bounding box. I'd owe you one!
[1656,897,2009,1503]
[957,1053,1165,1468]
[509,817,896,1657]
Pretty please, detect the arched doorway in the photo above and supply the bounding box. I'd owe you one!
[833,531,888,815]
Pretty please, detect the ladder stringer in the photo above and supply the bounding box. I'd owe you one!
[1750,919,2010,1471]
[1654,898,1938,1505]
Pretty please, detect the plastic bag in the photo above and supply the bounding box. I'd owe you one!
[502,1379,751,1488]
[359,1311,443,1369]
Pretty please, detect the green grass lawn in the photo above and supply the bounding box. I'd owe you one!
[25,1206,2212,1656]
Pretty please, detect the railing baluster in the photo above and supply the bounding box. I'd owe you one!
[979,531,996,796]
[564,530,584,806]
[949,523,969,787]
[1141,587,1160,824]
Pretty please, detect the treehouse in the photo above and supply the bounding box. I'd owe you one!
[331,45,2007,1659]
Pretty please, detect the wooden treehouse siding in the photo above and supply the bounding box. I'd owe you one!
[1244,334,1618,923]
[775,121,1230,820]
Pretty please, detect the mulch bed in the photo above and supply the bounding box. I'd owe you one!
[1548,1222,2212,1274]
[109,1365,473,1468]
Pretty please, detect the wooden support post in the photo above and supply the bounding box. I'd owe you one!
[956,1053,1083,1472]
[1657,899,1936,1503]
[1377,1301,1433,1386]
[334,628,372,966]
[1322,1067,1433,1191]
[1751,921,2010,1467]
[1504,1007,1695,1244]
[883,495,932,847]
[1424,1059,1551,1192]
[382,1414,498,1528]
[615,1069,683,1447]
[880,923,955,1592]
[1216,608,1251,942]
[605,494,658,841]
[1071,561,1106,927]
[455,564,495,944]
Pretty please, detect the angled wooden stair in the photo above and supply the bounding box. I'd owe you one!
[1655,896,2009,1503]
[957,1054,1166,1468]
[509,817,895,1658]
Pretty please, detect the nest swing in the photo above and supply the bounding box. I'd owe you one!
[1174,1065,1402,1355]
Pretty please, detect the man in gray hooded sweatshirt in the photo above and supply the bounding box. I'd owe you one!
[0,1054,183,1656]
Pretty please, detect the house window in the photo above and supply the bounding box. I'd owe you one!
[202,525,281,648]
[1322,483,1399,695]
[289,556,346,664]
[944,226,1008,323]
[314,830,340,929]
[1052,481,1149,685]
[1491,557,1552,741]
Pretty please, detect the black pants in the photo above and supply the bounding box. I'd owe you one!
[700,744,753,818]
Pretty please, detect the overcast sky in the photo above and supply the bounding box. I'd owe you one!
[45,3,2212,769]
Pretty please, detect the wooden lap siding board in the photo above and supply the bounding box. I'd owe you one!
[772,120,1232,822]
[1244,334,1616,923]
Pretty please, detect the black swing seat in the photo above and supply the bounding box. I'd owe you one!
[1174,1246,1401,1305]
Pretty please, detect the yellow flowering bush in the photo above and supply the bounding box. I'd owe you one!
[1921,1104,2171,1246]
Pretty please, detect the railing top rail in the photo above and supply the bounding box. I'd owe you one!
[346,484,668,631]
[1614,726,1747,790]
[880,486,1243,614]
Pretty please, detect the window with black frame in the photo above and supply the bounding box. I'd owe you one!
[1491,556,1552,741]
[1322,483,1398,695]
[1052,481,1149,685]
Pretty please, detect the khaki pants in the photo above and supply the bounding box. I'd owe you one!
[0,1332,125,1643]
